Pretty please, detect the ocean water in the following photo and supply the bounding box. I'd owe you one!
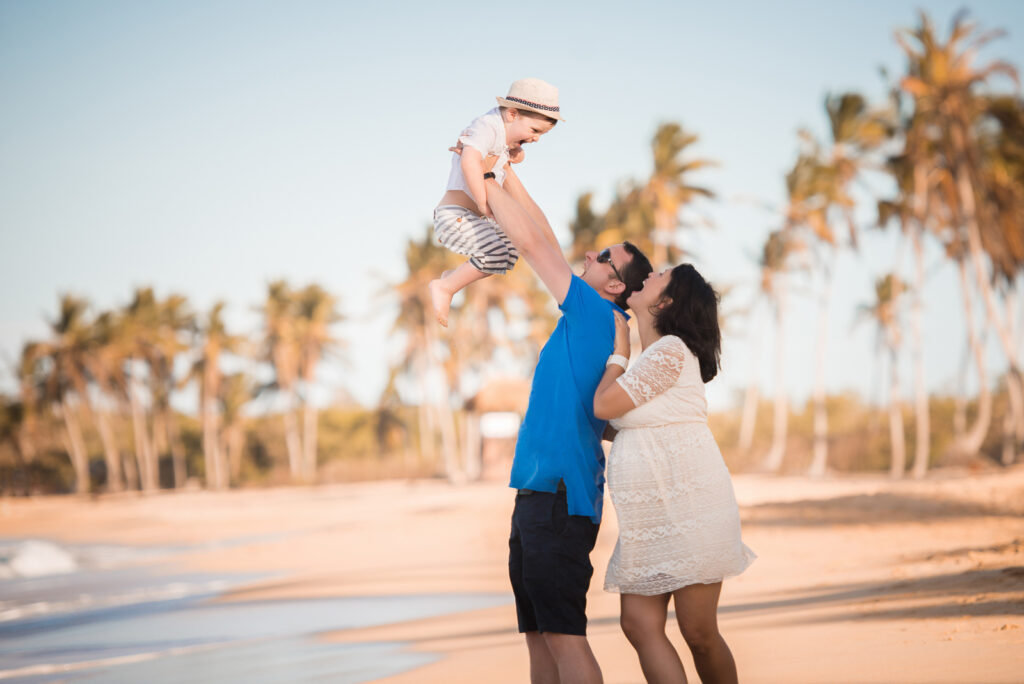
[0,538,511,683]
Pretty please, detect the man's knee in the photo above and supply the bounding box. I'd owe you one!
[541,631,590,658]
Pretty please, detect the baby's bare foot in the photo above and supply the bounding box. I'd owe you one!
[428,279,452,327]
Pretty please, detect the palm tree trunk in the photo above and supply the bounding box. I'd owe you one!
[946,259,992,465]
[282,405,303,480]
[70,377,122,493]
[423,323,462,483]
[128,381,157,491]
[953,343,970,441]
[463,411,481,481]
[302,398,318,481]
[163,407,187,489]
[203,396,226,489]
[808,260,833,478]
[95,409,124,492]
[764,284,788,473]
[1003,370,1023,466]
[152,409,168,462]
[58,398,90,494]
[737,316,760,452]
[118,402,140,490]
[224,422,244,484]
[1003,290,1022,465]
[887,343,906,478]
[955,162,1024,456]
[413,350,437,469]
[909,222,930,479]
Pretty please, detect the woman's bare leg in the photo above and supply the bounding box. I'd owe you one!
[620,593,687,683]
[672,582,737,684]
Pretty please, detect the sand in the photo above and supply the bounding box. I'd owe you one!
[1,466,1022,683]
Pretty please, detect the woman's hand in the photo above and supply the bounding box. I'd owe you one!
[613,312,630,359]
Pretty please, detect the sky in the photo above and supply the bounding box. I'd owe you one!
[1,0,1023,413]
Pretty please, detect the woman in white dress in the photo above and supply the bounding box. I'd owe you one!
[594,263,755,684]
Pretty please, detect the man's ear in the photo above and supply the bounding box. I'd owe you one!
[606,278,627,298]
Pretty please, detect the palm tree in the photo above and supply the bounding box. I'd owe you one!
[88,310,137,489]
[262,280,303,479]
[220,371,253,484]
[791,94,889,478]
[975,94,1024,463]
[878,105,936,481]
[897,11,1023,468]
[858,275,908,477]
[570,183,654,261]
[294,284,344,481]
[121,288,163,491]
[644,123,715,268]
[390,227,463,478]
[568,122,714,266]
[0,396,31,495]
[948,240,994,460]
[759,229,800,472]
[567,192,602,262]
[19,335,90,494]
[147,294,192,488]
[21,296,106,493]
[26,295,132,493]
[191,301,241,489]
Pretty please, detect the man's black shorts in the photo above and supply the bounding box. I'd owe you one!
[508,489,600,636]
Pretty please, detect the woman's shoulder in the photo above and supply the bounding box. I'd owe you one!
[648,334,691,356]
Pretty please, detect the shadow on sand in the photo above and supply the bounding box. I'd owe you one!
[741,492,1017,527]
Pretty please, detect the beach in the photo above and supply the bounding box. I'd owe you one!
[1,467,1022,683]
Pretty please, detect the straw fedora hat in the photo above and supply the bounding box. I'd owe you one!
[496,78,565,122]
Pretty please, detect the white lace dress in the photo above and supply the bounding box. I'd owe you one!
[604,335,755,596]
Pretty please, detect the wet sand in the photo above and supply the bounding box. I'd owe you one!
[1,466,1022,683]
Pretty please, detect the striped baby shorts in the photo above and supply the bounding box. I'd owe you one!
[433,205,519,275]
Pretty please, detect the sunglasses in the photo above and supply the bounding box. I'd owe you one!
[596,247,623,281]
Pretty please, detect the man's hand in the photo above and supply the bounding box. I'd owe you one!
[613,311,631,360]
[450,140,523,167]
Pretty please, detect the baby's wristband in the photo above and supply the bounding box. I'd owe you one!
[606,355,629,371]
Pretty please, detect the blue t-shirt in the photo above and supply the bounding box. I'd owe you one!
[510,275,627,523]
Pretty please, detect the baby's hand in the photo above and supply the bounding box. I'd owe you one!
[613,312,630,359]
[509,145,525,164]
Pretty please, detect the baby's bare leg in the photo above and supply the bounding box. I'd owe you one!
[428,261,490,327]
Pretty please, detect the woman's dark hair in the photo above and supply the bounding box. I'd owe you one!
[653,264,721,383]
[614,241,653,310]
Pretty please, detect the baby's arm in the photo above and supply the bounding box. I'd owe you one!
[460,146,492,218]
[501,165,561,252]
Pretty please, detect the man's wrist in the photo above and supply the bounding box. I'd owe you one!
[483,172,495,180]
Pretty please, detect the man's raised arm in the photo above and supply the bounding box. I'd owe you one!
[484,178,572,304]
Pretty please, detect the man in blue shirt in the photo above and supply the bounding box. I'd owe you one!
[485,177,653,684]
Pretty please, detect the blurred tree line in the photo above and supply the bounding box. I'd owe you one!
[1,10,1022,495]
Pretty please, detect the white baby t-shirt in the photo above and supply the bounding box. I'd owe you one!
[445,107,509,194]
